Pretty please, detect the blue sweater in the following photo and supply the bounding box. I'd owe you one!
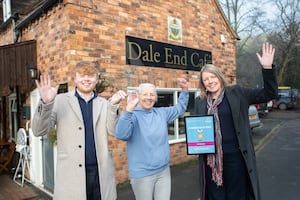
[115,91,189,178]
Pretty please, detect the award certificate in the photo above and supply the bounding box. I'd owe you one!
[184,115,215,154]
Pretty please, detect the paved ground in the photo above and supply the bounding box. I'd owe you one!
[256,105,300,200]
[0,174,51,200]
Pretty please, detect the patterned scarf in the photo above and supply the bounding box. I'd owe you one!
[206,89,225,186]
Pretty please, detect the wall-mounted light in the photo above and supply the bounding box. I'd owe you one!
[28,64,40,80]
[220,34,227,45]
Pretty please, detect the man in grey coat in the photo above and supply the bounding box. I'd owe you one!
[32,61,126,200]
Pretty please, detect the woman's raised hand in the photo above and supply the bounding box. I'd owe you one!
[126,90,139,112]
[177,78,189,91]
[256,42,275,69]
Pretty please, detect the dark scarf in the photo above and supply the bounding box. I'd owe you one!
[206,89,225,186]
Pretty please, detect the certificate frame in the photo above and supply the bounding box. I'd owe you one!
[184,115,216,155]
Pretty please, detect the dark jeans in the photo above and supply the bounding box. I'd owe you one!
[205,152,248,200]
[86,166,101,200]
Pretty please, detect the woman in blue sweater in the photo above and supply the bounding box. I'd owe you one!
[115,78,189,200]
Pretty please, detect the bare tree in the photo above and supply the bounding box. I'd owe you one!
[219,0,300,87]
[218,0,273,87]
[285,46,300,88]
[218,0,265,52]
[267,0,300,85]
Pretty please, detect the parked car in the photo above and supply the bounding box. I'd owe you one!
[255,103,268,117]
[249,105,261,129]
[267,100,273,110]
[273,86,297,110]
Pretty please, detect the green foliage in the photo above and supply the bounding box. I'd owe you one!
[48,128,57,145]
[95,78,114,93]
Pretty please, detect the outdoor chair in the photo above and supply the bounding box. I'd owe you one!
[0,142,16,173]
[13,128,30,187]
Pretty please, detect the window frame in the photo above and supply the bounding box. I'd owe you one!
[2,0,12,22]
[8,93,17,141]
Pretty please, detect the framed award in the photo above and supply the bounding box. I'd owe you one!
[184,115,216,154]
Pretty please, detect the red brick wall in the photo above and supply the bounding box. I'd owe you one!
[0,0,237,184]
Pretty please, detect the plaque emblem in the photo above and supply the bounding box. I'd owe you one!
[168,17,182,42]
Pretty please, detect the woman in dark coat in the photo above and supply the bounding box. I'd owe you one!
[194,42,277,200]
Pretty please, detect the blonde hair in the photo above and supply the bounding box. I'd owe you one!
[199,64,228,99]
[75,61,99,77]
[138,83,158,102]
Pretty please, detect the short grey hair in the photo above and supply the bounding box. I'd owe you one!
[138,83,158,102]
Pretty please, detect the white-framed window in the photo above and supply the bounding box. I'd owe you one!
[127,87,198,144]
[2,0,11,22]
[8,93,17,141]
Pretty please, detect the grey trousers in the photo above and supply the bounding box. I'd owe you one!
[130,166,171,200]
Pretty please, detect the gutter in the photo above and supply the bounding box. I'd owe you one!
[14,0,60,42]
[214,0,240,40]
[0,12,18,32]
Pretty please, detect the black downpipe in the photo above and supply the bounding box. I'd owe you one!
[16,86,20,133]
[1,97,7,140]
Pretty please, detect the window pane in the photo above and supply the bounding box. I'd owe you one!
[154,93,174,107]
[178,92,195,139]
[154,92,175,139]
[153,90,196,141]
[278,89,291,97]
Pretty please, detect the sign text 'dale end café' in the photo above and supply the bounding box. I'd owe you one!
[126,36,212,71]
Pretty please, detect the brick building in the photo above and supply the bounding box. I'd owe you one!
[0,0,238,195]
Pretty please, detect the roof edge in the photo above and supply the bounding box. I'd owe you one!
[213,0,240,40]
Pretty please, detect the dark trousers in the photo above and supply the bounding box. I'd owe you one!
[86,166,101,200]
[205,152,248,200]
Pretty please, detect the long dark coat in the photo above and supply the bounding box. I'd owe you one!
[194,68,277,200]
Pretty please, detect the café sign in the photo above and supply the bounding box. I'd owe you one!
[126,36,212,71]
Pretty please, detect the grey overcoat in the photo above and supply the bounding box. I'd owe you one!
[194,68,277,200]
[32,90,118,200]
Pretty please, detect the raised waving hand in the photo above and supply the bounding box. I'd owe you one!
[35,74,59,104]
[177,78,189,91]
[256,42,275,69]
